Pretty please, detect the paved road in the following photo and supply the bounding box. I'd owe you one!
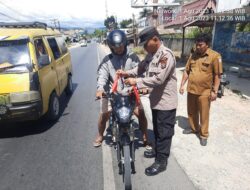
[0,43,196,190]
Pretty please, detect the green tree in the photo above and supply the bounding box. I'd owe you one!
[243,23,250,32]
[236,23,250,32]
[185,27,213,38]
[93,29,103,37]
[139,8,152,19]
[104,16,118,29]
[119,19,132,28]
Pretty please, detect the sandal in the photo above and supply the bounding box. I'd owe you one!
[143,141,153,151]
[93,137,103,147]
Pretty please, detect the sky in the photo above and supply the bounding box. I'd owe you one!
[0,0,141,28]
[217,0,248,11]
[1,0,248,29]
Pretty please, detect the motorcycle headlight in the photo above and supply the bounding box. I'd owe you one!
[116,107,131,123]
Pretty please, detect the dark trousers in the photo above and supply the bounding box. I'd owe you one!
[152,109,176,164]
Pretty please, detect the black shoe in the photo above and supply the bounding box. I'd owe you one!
[144,150,155,158]
[145,162,166,176]
[200,138,207,146]
[183,128,196,134]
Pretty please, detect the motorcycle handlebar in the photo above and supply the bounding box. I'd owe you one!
[95,94,108,101]
[95,87,148,101]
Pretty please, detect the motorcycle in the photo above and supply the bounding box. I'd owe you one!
[96,75,140,190]
[217,74,230,98]
[108,76,140,190]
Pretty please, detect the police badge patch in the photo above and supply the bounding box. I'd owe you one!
[159,57,168,69]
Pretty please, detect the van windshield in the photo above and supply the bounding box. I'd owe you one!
[0,40,31,74]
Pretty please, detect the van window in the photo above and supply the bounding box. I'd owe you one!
[0,40,31,74]
[34,39,48,57]
[34,39,50,67]
[47,38,61,60]
[56,37,68,55]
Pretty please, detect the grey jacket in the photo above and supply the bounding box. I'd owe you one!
[97,50,140,92]
[127,44,178,110]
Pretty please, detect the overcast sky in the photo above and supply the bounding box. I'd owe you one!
[0,0,141,28]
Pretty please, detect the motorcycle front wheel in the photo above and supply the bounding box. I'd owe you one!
[123,144,132,190]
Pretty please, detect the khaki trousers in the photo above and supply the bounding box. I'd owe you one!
[187,93,211,139]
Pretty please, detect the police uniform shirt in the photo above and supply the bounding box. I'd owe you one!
[127,44,178,111]
[185,48,223,96]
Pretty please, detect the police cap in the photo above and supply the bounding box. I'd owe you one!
[138,26,160,46]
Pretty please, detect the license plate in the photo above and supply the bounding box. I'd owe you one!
[0,95,9,105]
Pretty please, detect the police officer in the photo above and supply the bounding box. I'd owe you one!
[179,33,223,146]
[117,27,177,176]
[93,29,150,148]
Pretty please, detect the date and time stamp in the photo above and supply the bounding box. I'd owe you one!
[164,15,247,22]
[162,8,247,22]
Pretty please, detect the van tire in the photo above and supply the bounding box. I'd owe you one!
[65,75,73,95]
[46,92,60,121]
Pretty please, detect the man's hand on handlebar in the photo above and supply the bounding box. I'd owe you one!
[139,88,149,95]
[124,78,137,86]
[116,69,129,78]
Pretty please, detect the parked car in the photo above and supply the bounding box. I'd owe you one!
[0,22,73,122]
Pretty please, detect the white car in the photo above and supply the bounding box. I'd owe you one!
[80,40,87,47]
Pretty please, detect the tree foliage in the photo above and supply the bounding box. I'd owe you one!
[119,19,132,28]
[185,27,213,38]
[93,29,104,37]
[236,23,250,32]
[139,8,152,19]
[104,16,117,29]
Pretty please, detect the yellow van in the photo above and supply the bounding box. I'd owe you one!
[0,22,73,122]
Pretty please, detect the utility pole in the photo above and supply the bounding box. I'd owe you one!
[105,0,109,42]
[51,19,60,31]
[57,20,61,31]
[105,0,108,18]
[132,13,137,47]
[152,0,158,27]
[51,19,57,29]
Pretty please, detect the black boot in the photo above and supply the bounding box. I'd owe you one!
[200,138,207,146]
[145,161,166,176]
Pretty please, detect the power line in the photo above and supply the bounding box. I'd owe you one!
[0,1,27,17]
[0,12,20,21]
[50,19,61,31]
[0,1,32,20]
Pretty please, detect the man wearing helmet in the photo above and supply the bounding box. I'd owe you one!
[93,29,150,149]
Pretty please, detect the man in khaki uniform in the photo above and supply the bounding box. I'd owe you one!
[179,33,223,146]
[117,27,177,176]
